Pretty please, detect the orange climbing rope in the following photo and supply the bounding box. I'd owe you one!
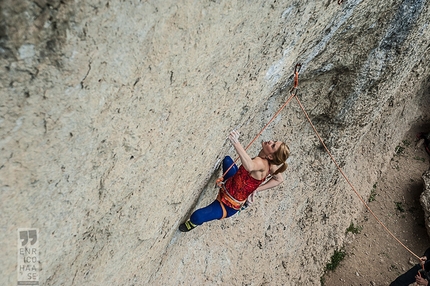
[216,64,301,186]
[293,91,421,260]
[217,63,421,260]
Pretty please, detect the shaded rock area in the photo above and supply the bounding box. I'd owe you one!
[1,0,430,285]
[421,169,430,238]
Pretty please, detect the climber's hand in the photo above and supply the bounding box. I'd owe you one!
[229,130,240,145]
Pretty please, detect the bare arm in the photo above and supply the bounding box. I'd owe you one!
[229,130,264,172]
[255,173,284,192]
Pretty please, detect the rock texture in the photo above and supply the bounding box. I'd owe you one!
[421,170,430,238]
[1,0,430,285]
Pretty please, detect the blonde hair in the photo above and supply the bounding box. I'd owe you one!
[269,142,290,175]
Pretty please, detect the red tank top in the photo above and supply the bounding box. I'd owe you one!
[224,165,267,202]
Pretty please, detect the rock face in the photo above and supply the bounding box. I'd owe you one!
[421,170,430,239]
[1,0,430,285]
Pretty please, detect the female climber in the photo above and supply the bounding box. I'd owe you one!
[179,130,290,232]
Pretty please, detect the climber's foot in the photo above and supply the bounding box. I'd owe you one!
[179,220,197,232]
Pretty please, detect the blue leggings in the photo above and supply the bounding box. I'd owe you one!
[190,156,239,226]
[190,200,238,225]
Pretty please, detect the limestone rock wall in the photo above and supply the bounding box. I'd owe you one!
[1,0,430,285]
[421,170,430,239]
